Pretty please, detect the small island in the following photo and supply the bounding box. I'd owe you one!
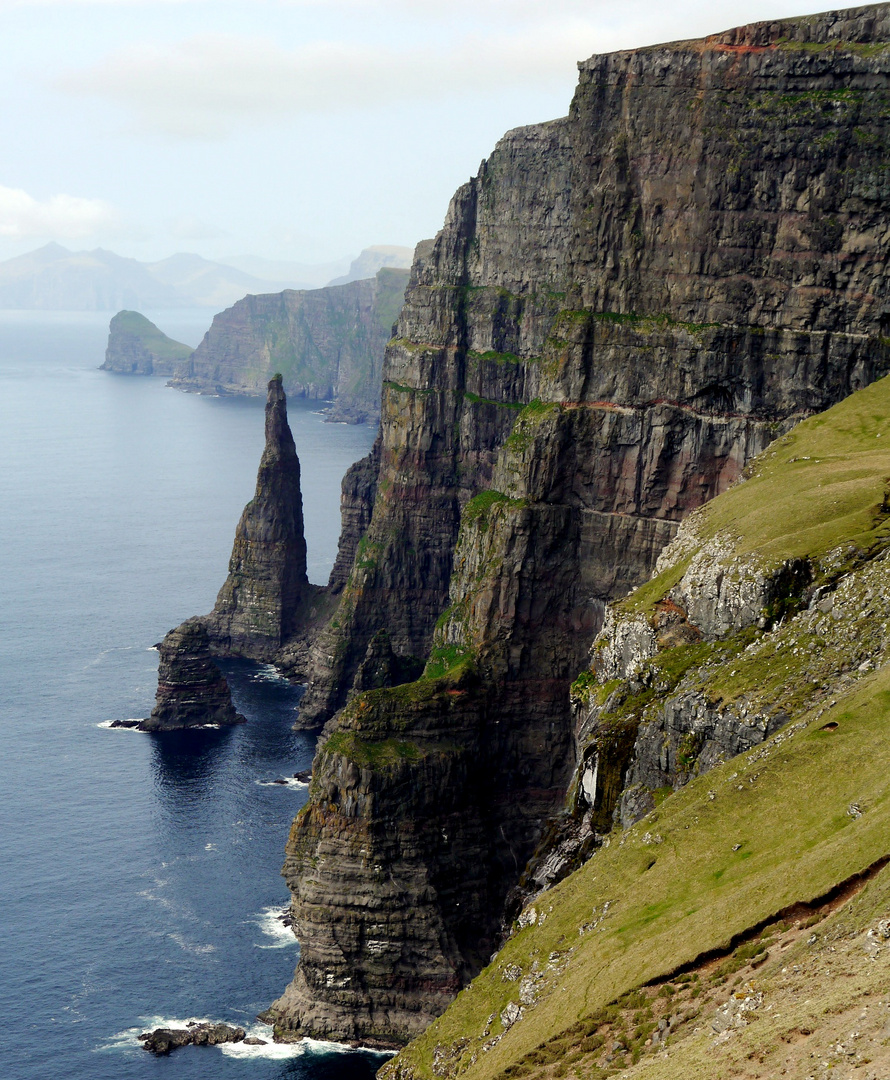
[100,309,193,376]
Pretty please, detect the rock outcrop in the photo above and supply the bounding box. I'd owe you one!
[264,5,890,1048]
[170,267,411,423]
[139,1022,246,1054]
[139,618,245,732]
[100,310,193,376]
[203,375,313,661]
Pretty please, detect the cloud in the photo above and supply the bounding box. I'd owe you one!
[55,23,600,138]
[168,213,226,241]
[0,185,120,239]
[51,0,821,139]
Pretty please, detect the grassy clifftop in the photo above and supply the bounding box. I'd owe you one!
[383,373,890,1080]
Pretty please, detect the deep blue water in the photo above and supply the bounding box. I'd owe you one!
[0,311,382,1078]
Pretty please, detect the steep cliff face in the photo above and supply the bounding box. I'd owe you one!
[267,4,890,1049]
[99,310,192,376]
[170,268,410,423]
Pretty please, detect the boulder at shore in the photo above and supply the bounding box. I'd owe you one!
[139,1022,246,1054]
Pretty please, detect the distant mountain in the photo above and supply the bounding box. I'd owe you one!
[0,243,181,311]
[218,254,348,291]
[326,245,414,287]
[0,243,416,311]
[0,244,333,311]
[145,253,297,309]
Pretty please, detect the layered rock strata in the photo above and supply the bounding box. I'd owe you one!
[264,4,890,1049]
[140,618,244,732]
[100,310,192,377]
[170,268,410,423]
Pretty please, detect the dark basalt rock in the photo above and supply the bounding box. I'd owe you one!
[204,375,311,660]
[139,1022,246,1054]
[139,619,245,732]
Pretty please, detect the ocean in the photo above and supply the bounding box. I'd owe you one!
[0,311,384,1078]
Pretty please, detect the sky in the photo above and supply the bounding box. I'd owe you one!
[0,0,852,267]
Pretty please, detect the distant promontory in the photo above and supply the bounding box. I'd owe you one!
[170,266,412,424]
[99,261,416,424]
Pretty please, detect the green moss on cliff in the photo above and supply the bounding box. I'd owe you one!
[462,390,524,409]
[323,731,424,768]
[462,490,525,526]
[504,400,560,453]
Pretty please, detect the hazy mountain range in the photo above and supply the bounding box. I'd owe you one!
[0,242,414,311]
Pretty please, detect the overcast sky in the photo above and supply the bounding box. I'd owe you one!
[0,0,848,265]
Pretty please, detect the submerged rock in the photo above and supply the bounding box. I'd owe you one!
[139,618,245,732]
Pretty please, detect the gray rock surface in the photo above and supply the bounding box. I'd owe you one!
[203,375,311,659]
[139,1022,246,1054]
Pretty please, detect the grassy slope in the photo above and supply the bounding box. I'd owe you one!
[624,372,890,616]
[114,309,192,362]
[385,374,890,1080]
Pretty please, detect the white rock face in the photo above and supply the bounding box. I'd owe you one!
[594,608,657,681]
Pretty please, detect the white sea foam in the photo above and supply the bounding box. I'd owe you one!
[252,904,298,948]
[255,777,308,788]
[248,663,290,684]
[169,932,217,956]
[99,1015,215,1052]
[96,719,143,730]
[219,1025,397,1059]
[218,1023,303,1058]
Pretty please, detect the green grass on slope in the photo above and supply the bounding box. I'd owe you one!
[392,665,890,1080]
[621,372,890,614]
[113,310,193,361]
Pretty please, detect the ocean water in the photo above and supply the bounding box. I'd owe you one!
[0,311,383,1078]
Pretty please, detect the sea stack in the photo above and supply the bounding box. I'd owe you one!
[140,619,245,731]
[204,374,310,659]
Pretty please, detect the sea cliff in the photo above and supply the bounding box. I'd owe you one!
[263,4,890,1048]
[150,0,890,1055]
[170,267,411,423]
